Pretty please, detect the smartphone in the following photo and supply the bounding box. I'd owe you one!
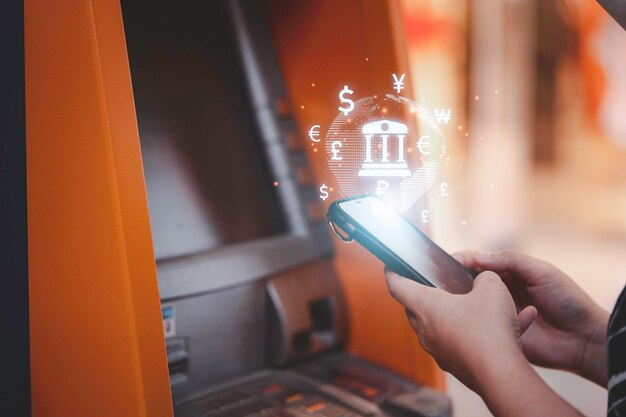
[327,195,475,294]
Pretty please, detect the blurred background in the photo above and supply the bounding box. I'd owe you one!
[270,0,626,415]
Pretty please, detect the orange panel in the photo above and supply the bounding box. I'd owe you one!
[268,0,445,390]
[25,0,173,416]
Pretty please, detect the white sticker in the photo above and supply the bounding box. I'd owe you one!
[162,303,175,338]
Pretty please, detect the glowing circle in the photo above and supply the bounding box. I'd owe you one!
[324,94,446,212]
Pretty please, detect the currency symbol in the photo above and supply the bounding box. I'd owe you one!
[376,180,389,196]
[417,135,431,155]
[421,209,429,223]
[331,141,343,160]
[392,73,406,94]
[308,125,320,142]
[439,182,448,197]
[358,120,410,177]
[319,184,329,201]
[434,108,452,124]
[338,85,354,116]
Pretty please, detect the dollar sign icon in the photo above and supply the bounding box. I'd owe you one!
[319,184,329,201]
[338,85,354,116]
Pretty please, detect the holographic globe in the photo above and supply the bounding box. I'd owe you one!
[324,94,446,212]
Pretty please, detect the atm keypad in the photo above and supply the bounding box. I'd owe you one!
[179,375,361,417]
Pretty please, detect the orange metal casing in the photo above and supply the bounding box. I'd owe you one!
[25,0,173,416]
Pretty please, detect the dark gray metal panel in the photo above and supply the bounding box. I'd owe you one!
[157,229,330,299]
[168,282,268,394]
[0,0,30,414]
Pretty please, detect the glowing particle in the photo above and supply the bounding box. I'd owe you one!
[365,57,369,61]
[475,95,480,100]
[494,89,499,94]
[465,133,469,137]
[489,183,494,189]
[458,125,463,130]
[300,105,305,109]
[462,221,467,226]
[313,148,318,153]
[382,108,388,114]
[311,83,316,87]
[273,181,279,187]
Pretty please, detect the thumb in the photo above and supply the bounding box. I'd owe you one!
[517,305,537,335]
[384,267,437,311]
[472,270,505,292]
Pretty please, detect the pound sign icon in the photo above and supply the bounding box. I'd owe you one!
[421,209,430,223]
[439,182,448,198]
[331,141,343,161]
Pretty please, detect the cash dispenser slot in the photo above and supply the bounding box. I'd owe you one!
[266,262,347,365]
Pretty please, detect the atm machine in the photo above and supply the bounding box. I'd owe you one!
[121,1,452,416]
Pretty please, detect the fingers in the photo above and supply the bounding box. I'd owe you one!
[454,249,551,286]
[471,270,506,292]
[405,307,419,330]
[452,250,487,273]
[517,305,537,335]
[384,267,438,312]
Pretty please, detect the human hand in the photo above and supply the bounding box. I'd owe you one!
[384,268,537,393]
[454,250,610,386]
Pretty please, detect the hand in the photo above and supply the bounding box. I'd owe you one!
[384,268,537,393]
[454,250,610,386]
[385,267,585,417]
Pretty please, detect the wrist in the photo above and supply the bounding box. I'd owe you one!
[578,308,609,387]
[475,349,583,417]
[471,344,529,399]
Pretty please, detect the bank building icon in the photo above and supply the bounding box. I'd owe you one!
[358,120,411,177]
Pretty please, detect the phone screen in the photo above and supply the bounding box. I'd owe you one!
[338,197,474,294]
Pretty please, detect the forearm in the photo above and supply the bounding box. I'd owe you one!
[475,350,584,417]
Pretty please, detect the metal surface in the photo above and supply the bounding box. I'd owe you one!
[266,261,348,365]
[158,225,330,300]
[166,282,268,395]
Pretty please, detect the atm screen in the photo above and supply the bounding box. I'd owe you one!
[122,1,287,259]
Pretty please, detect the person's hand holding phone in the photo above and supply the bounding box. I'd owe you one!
[385,268,536,392]
[385,265,585,417]
[454,250,610,387]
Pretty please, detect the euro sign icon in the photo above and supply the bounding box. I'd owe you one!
[331,141,343,160]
